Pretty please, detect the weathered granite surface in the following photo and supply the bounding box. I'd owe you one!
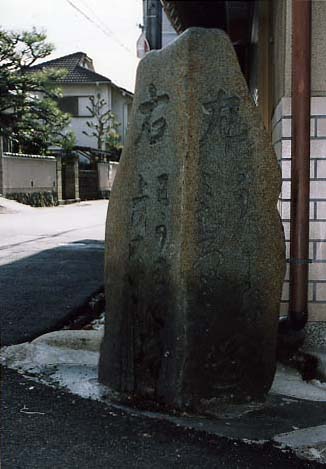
[99,28,286,411]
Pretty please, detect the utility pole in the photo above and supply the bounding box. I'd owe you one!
[143,0,162,50]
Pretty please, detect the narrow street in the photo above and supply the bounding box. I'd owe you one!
[0,199,107,261]
[2,366,322,469]
[0,199,108,345]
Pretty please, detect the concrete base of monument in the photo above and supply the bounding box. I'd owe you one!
[1,328,326,463]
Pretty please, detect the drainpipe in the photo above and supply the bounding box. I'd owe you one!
[144,0,162,50]
[288,0,312,331]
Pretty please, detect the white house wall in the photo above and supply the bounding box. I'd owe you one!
[61,83,112,149]
[111,87,132,143]
[61,83,132,149]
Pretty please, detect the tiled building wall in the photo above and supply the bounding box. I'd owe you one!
[272,97,326,321]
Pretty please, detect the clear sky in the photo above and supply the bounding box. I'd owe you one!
[1,0,143,92]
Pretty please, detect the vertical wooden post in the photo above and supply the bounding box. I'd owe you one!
[56,155,64,204]
[74,156,80,201]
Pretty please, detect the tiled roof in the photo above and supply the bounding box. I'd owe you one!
[30,52,112,84]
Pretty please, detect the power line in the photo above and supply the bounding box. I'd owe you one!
[65,0,133,55]
[77,0,118,35]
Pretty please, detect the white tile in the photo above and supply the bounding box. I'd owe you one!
[309,221,326,240]
[316,283,326,301]
[282,97,292,116]
[279,302,289,316]
[311,118,316,137]
[311,140,326,158]
[282,282,289,301]
[272,99,283,127]
[317,118,326,137]
[311,201,316,220]
[282,119,291,138]
[316,242,326,260]
[282,140,291,158]
[308,303,326,321]
[281,160,291,179]
[282,221,290,241]
[309,262,326,281]
[317,201,326,219]
[311,97,326,116]
[316,160,326,179]
[311,159,316,179]
[281,181,291,199]
[285,263,290,280]
[310,181,326,199]
[281,200,290,219]
[272,121,282,144]
[273,141,282,160]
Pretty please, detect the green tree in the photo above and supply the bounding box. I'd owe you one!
[82,93,122,153]
[0,27,71,154]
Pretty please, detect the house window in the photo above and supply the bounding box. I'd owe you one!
[57,96,93,117]
[78,97,93,117]
[58,96,79,116]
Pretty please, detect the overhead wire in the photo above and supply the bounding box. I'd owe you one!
[64,0,133,55]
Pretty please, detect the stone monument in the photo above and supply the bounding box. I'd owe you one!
[99,28,286,411]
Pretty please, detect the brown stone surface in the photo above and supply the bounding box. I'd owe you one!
[99,28,286,410]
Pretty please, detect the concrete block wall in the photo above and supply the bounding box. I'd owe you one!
[2,153,56,194]
[97,162,110,198]
[62,157,79,201]
[273,97,326,321]
[108,162,119,191]
[97,161,119,199]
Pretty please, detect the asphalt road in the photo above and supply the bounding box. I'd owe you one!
[0,200,108,345]
[2,366,322,469]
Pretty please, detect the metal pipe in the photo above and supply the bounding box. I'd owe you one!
[288,0,311,330]
[145,0,162,50]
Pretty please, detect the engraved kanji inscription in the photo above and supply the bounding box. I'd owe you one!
[157,174,169,204]
[138,174,148,197]
[131,197,147,239]
[137,84,169,145]
[155,225,167,252]
[201,89,248,145]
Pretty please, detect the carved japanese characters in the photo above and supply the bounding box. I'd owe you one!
[99,28,285,412]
